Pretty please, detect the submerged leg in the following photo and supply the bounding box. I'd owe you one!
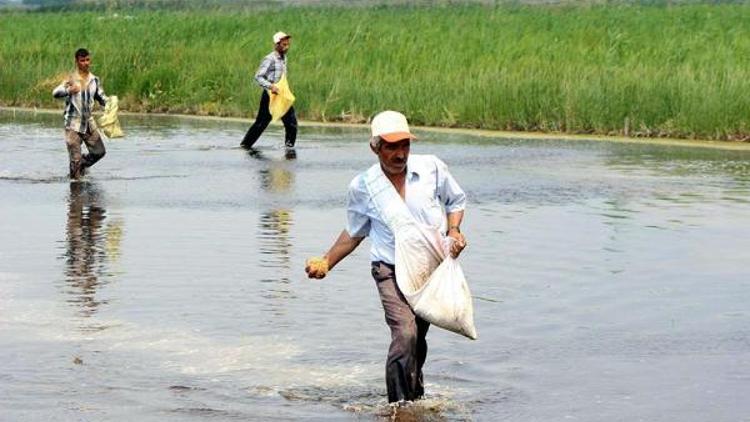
[66,129,84,179]
[371,261,429,403]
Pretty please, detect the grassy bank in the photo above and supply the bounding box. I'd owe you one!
[1,3,749,140]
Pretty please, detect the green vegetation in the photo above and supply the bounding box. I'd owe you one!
[1,3,749,140]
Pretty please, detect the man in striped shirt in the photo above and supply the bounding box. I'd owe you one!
[241,31,298,150]
[52,48,108,179]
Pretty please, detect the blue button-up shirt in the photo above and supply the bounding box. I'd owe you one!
[346,154,467,265]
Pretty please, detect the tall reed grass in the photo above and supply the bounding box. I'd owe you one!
[1,3,748,140]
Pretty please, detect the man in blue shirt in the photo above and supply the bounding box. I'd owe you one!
[241,31,298,150]
[305,111,467,404]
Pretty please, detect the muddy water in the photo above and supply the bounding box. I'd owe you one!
[1,110,749,421]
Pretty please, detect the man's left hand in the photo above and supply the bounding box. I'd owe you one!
[447,228,467,258]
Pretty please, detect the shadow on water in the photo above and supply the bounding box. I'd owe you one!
[58,181,124,324]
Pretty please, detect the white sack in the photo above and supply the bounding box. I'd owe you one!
[396,234,477,340]
[365,160,477,340]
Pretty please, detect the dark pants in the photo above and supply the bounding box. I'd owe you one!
[241,91,297,149]
[371,261,430,403]
[65,128,106,179]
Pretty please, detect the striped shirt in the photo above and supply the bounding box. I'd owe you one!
[254,51,287,90]
[52,73,107,134]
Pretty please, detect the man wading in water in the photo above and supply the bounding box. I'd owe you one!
[52,48,108,179]
[241,31,297,150]
[305,111,468,404]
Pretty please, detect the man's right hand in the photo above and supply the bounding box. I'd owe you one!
[305,256,329,279]
[270,84,279,95]
[67,82,80,95]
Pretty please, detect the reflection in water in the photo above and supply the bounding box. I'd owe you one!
[258,208,293,268]
[254,157,297,318]
[61,182,122,318]
[245,146,297,162]
[3,114,750,420]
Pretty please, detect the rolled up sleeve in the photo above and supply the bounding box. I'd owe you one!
[435,157,467,213]
[345,177,371,238]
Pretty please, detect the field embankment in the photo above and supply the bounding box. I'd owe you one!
[1,3,748,140]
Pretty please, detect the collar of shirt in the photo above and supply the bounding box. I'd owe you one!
[406,156,429,183]
[77,72,95,82]
[407,168,420,185]
[355,154,449,265]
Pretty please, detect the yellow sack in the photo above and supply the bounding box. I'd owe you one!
[268,73,295,123]
[98,95,124,138]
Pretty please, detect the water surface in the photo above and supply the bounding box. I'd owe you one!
[1,111,749,421]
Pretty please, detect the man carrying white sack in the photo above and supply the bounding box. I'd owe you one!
[305,110,468,404]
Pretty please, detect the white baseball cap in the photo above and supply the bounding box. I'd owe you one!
[370,110,417,143]
[273,31,291,44]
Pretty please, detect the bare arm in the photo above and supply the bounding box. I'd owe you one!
[305,229,365,279]
[446,210,467,258]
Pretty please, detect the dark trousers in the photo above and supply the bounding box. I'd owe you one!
[241,91,297,149]
[65,128,106,179]
[371,261,430,403]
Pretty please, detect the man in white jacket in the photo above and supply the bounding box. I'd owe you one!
[52,48,108,179]
[305,110,467,403]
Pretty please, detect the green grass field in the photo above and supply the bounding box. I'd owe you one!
[1,3,749,140]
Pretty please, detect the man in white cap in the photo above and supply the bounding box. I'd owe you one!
[241,31,297,150]
[305,110,468,404]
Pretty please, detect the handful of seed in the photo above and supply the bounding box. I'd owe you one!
[306,256,329,275]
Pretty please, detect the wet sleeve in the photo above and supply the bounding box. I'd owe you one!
[345,177,371,238]
[435,156,467,213]
[254,57,273,90]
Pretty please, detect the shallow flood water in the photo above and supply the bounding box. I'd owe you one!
[1,110,749,421]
